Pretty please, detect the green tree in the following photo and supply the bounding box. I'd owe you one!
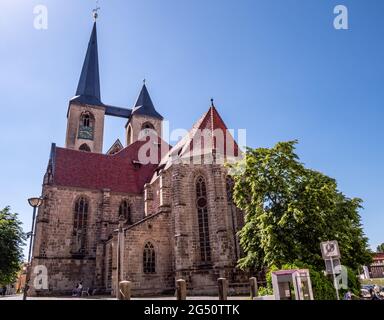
[377,243,384,253]
[0,207,25,285]
[229,141,371,273]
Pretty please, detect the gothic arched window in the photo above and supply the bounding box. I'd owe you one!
[226,176,235,203]
[226,175,239,260]
[127,125,133,146]
[83,114,90,127]
[107,247,113,289]
[140,122,155,137]
[196,176,211,263]
[73,196,89,254]
[142,122,154,130]
[78,112,95,140]
[119,200,132,224]
[79,143,91,152]
[143,242,156,274]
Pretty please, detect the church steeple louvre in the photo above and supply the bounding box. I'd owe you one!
[71,21,102,106]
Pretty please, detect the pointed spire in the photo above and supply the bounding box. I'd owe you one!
[131,83,163,120]
[71,22,102,106]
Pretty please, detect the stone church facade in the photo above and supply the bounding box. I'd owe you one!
[31,21,247,296]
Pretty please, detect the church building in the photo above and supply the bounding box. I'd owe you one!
[31,19,247,296]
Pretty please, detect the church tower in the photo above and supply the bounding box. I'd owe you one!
[65,21,105,153]
[125,83,163,146]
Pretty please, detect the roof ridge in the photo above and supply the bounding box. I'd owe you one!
[159,103,239,165]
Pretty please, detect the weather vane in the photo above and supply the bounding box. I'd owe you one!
[92,0,100,21]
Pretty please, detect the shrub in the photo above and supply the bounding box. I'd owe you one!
[258,286,273,296]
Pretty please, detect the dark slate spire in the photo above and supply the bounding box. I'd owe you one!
[131,83,163,119]
[71,22,103,106]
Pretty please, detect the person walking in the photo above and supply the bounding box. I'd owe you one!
[343,290,352,300]
[370,288,381,300]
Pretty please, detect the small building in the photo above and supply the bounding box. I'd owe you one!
[368,253,384,279]
[271,269,314,301]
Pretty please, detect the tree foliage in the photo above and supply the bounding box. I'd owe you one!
[229,141,372,273]
[0,207,25,285]
[377,243,384,253]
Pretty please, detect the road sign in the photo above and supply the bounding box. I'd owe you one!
[320,240,340,260]
[320,240,341,300]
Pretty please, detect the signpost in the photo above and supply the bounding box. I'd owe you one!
[320,241,341,300]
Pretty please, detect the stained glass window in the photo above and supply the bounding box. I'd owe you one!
[196,176,211,263]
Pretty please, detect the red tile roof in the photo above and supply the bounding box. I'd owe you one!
[200,106,239,156]
[168,106,239,160]
[49,106,239,193]
[51,139,168,194]
[374,253,384,260]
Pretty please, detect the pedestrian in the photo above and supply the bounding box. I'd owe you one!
[343,290,352,300]
[72,283,78,296]
[370,288,380,300]
[72,281,83,297]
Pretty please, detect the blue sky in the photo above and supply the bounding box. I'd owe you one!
[0,0,383,255]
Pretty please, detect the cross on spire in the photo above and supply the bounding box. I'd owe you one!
[93,0,100,21]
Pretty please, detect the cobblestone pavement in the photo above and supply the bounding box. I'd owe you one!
[0,294,250,300]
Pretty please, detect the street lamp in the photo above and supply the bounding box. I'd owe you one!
[28,197,44,207]
[116,215,125,299]
[23,197,44,300]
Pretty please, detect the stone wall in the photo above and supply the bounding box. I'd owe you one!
[30,184,146,296]
[30,156,247,297]
[111,210,175,296]
[125,114,162,147]
[166,161,245,294]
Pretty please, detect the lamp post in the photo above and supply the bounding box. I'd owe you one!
[23,197,43,300]
[116,215,125,299]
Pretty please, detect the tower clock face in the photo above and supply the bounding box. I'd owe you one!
[78,125,94,140]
